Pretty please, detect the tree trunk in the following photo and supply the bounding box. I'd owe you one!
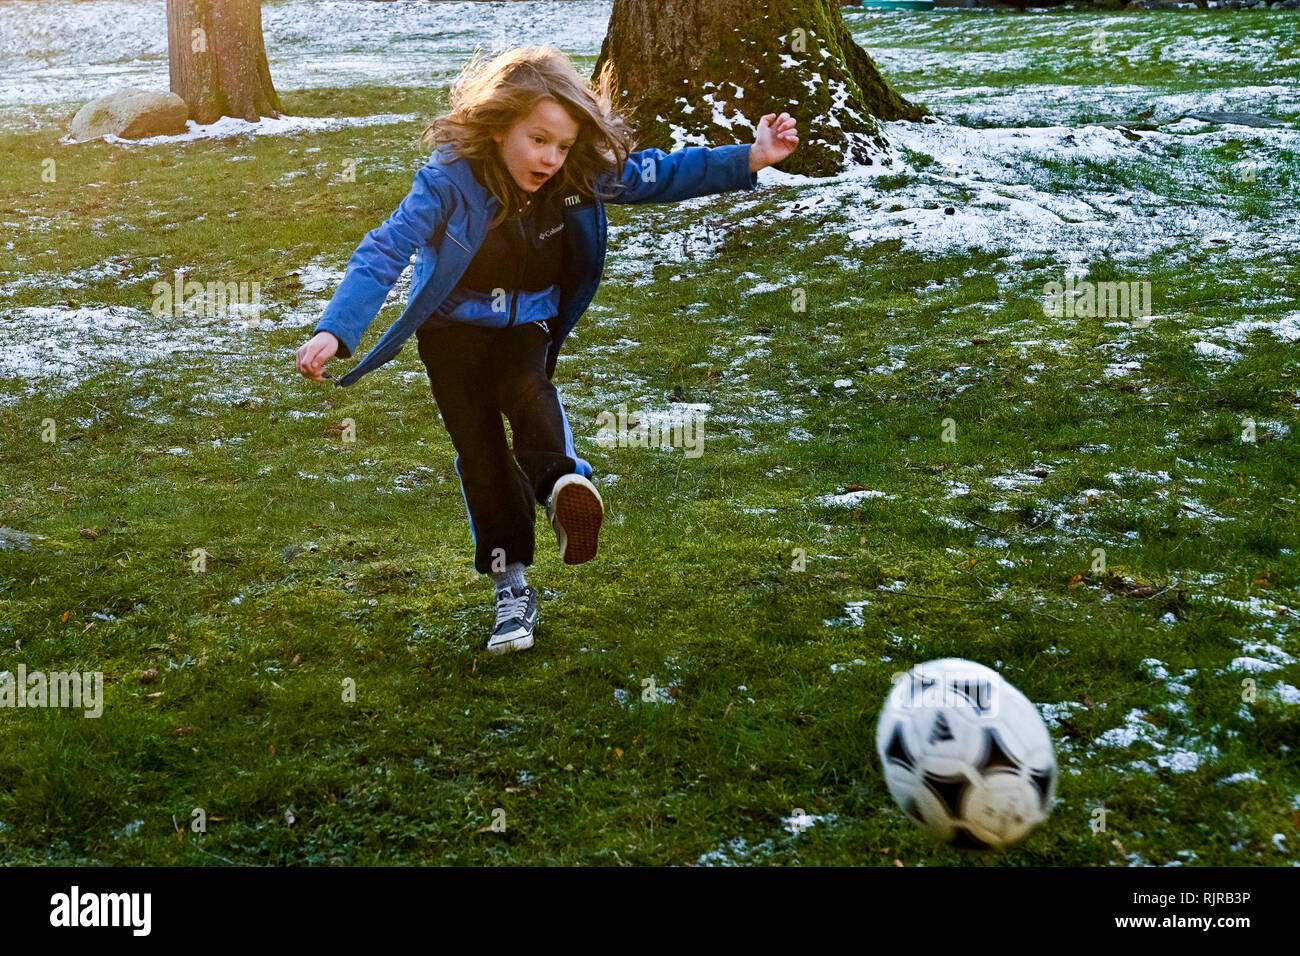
[595,0,925,175]
[167,0,281,124]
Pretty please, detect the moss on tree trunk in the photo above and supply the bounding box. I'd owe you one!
[596,0,926,175]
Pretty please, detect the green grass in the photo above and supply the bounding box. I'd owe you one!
[1,13,1298,866]
[849,9,1300,117]
[1022,137,1298,223]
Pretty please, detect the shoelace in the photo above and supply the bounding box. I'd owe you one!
[495,588,530,627]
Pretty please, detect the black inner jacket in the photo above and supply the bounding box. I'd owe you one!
[457,155,566,294]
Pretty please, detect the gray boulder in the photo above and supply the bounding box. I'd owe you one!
[68,87,189,142]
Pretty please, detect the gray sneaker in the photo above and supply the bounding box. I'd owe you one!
[488,584,539,655]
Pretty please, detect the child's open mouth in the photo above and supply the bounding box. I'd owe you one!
[530,171,548,184]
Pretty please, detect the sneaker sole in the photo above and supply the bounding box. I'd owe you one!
[487,633,535,655]
[553,480,603,565]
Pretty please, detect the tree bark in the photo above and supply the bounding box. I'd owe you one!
[595,0,926,175]
[167,0,281,124]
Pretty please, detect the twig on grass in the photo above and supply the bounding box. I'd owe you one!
[964,513,1055,537]
[884,590,1001,606]
[877,587,1070,623]
[189,844,246,866]
[1090,677,1167,708]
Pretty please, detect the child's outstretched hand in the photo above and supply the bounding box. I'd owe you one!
[296,331,339,381]
[750,113,799,171]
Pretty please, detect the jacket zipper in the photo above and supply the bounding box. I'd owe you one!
[506,214,525,328]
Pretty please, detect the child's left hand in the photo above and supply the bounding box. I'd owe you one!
[750,113,799,171]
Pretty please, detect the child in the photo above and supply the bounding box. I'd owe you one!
[295,46,798,655]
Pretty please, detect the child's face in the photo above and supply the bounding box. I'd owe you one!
[492,98,580,194]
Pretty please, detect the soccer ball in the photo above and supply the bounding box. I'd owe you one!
[875,658,1057,851]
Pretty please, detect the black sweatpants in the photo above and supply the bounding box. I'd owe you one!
[415,318,577,574]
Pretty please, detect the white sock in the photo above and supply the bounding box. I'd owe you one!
[490,561,527,593]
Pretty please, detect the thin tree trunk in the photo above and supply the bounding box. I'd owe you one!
[167,0,281,124]
[596,0,926,175]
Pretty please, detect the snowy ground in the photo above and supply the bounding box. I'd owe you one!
[0,0,610,113]
[60,111,423,147]
[854,9,1300,127]
[639,116,1300,263]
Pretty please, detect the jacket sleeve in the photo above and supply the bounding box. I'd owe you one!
[602,143,758,206]
[313,156,451,358]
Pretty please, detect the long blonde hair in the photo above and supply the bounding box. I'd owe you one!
[422,46,637,230]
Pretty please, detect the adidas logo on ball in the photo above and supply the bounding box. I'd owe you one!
[893,669,998,716]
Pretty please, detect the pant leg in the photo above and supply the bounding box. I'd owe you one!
[416,320,538,573]
[496,320,577,507]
